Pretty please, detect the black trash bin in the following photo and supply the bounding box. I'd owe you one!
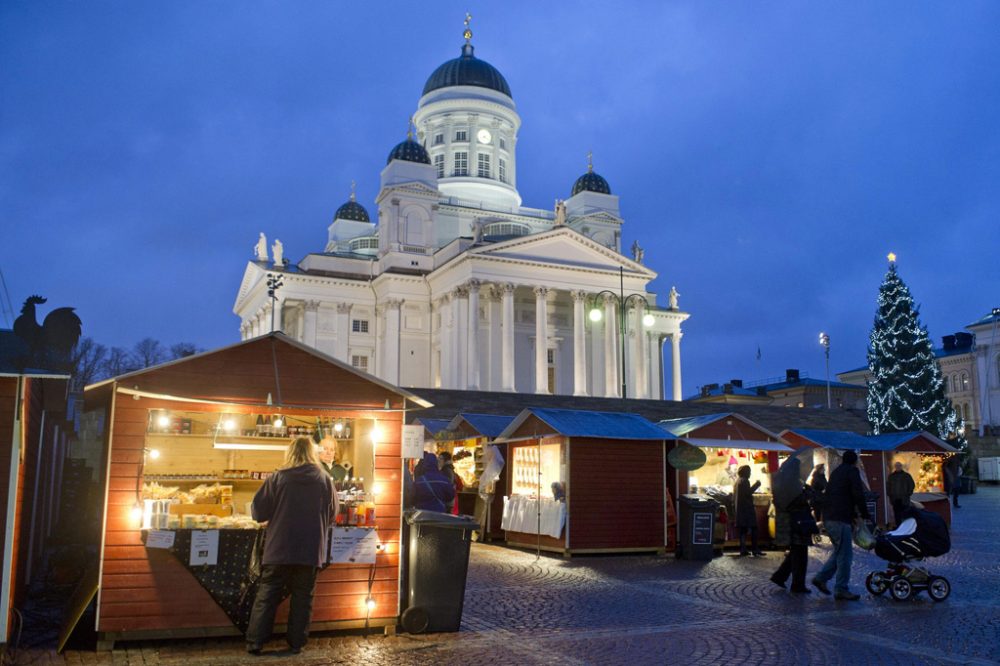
[401,510,480,634]
[959,476,977,494]
[677,494,718,561]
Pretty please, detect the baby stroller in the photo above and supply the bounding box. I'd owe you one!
[865,507,951,602]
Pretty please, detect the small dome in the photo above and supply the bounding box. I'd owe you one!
[423,43,512,98]
[386,139,431,165]
[334,198,370,223]
[571,170,611,196]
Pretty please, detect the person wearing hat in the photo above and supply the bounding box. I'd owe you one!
[811,450,870,600]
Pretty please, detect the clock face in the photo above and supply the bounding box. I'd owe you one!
[477,129,492,144]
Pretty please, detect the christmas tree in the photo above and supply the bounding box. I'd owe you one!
[866,255,966,450]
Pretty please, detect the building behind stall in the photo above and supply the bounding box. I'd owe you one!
[691,370,867,410]
[233,24,688,401]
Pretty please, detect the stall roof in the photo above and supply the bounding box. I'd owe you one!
[782,429,957,453]
[681,438,793,452]
[448,413,516,439]
[416,418,452,436]
[656,412,783,442]
[497,407,667,442]
[85,332,433,410]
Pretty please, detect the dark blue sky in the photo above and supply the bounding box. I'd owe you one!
[3,2,998,396]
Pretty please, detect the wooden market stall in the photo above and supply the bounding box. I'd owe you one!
[439,413,514,540]
[658,413,793,548]
[494,407,668,556]
[83,333,430,648]
[781,429,958,527]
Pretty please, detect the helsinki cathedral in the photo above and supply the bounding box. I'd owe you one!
[233,21,688,400]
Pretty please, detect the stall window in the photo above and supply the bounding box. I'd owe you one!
[511,442,562,498]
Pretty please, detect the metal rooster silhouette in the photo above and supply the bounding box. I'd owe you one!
[13,295,83,365]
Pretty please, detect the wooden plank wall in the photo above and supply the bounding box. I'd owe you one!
[569,438,664,550]
[97,392,403,634]
[0,377,18,640]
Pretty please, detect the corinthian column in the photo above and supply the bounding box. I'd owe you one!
[383,299,402,384]
[534,286,549,394]
[501,283,515,392]
[571,290,587,396]
[439,294,453,388]
[335,303,351,363]
[303,300,319,348]
[603,294,619,397]
[466,280,481,390]
[633,306,647,399]
[454,286,469,390]
[671,331,683,401]
[487,285,502,390]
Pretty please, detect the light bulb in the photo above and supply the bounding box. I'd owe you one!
[157,414,170,428]
[334,422,344,433]
[130,503,144,523]
[223,419,236,432]
[372,482,383,496]
[589,308,602,322]
[148,448,161,460]
[273,417,283,428]
[370,427,382,443]
[365,596,376,611]
[642,313,655,327]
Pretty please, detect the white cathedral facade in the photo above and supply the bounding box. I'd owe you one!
[233,28,688,400]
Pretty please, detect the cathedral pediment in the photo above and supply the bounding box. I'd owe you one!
[375,181,440,203]
[468,227,655,278]
[233,262,266,312]
[570,210,622,225]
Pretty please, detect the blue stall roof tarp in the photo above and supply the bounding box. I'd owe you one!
[416,418,452,436]
[452,413,516,439]
[657,413,730,437]
[499,407,667,441]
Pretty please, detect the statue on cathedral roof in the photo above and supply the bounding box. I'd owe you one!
[272,239,284,266]
[255,233,268,262]
[631,240,644,264]
[669,286,680,310]
[554,199,566,226]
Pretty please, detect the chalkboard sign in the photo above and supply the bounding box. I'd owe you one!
[692,512,713,545]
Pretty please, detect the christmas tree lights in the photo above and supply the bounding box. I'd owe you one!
[866,260,966,451]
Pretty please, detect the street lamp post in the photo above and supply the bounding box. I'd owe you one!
[819,332,831,409]
[588,267,655,399]
[266,273,284,332]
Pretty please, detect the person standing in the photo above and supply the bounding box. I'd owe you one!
[770,456,814,594]
[413,451,456,512]
[811,451,870,601]
[246,437,336,655]
[808,463,828,523]
[734,465,763,557]
[887,462,915,526]
[944,454,962,508]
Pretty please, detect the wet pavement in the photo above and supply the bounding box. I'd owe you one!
[18,485,1000,665]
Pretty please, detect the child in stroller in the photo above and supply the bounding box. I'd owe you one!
[865,506,951,602]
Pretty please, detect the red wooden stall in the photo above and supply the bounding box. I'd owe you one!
[83,333,430,648]
[658,413,792,548]
[494,407,668,556]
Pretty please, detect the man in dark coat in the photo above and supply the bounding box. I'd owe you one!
[413,451,456,513]
[771,456,814,593]
[887,462,916,526]
[733,465,763,557]
[808,463,828,522]
[811,450,870,601]
[247,437,336,655]
[944,454,962,508]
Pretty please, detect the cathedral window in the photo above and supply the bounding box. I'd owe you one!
[434,133,444,145]
[454,152,468,176]
[455,130,468,142]
[499,158,507,183]
[352,319,369,333]
[478,153,491,178]
[434,154,444,178]
[351,355,369,371]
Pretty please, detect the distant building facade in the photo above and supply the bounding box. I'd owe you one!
[690,369,867,410]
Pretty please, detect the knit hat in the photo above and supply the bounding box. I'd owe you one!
[842,450,858,465]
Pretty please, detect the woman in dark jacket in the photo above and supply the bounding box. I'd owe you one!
[770,456,815,593]
[734,465,763,557]
[808,463,828,522]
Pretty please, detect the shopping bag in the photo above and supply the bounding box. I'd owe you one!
[852,519,875,550]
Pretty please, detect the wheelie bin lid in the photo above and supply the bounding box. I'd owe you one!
[679,494,717,507]
[404,509,481,530]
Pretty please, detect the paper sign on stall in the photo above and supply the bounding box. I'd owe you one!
[189,530,220,566]
[329,528,378,564]
[145,530,176,549]
[402,424,425,459]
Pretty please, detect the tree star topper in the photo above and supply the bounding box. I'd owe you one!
[887,251,897,263]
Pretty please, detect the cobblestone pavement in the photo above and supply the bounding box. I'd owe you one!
[17,486,1000,665]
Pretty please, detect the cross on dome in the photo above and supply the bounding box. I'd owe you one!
[464,12,473,42]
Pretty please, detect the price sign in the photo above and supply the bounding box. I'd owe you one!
[189,530,219,566]
[329,527,378,564]
[402,424,425,459]
[145,530,175,549]
[692,512,713,545]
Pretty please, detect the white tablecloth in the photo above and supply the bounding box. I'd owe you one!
[501,495,566,538]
